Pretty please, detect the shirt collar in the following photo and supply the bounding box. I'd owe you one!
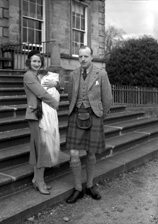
[81,64,93,74]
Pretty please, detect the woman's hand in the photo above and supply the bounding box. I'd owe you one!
[42,80,57,89]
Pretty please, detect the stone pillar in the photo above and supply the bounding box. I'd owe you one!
[49,41,61,71]
[48,41,65,92]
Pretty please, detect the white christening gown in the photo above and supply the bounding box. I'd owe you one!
[39,72,60,165]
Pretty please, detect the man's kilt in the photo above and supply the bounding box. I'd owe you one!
[66,110,105,154]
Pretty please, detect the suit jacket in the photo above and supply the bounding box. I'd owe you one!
[23,70,58,120]
[68,65,112,119]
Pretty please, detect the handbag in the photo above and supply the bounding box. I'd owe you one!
[33,99,43,120]
[76,112,92,129]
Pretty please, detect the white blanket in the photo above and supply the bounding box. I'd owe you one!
[39,72,60,165]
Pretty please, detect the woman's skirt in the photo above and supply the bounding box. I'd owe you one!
[28,120,59,168]
[66,110,105,154]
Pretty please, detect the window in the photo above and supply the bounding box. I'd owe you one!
[22,0,45,50]
[72,1,87,55]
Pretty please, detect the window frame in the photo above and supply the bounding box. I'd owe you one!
[71,0,88,57]
[21,0,46,52]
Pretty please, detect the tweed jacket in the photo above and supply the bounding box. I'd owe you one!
[68,65,112,119]
[23,70,58,120]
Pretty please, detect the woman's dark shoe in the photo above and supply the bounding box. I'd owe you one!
[32,182,50,195]
[86,186,101,200]
[66,189,84,204]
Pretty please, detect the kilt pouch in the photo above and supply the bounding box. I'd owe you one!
[76,112,92,129]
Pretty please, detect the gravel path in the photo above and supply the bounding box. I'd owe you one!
[25,159,158,224]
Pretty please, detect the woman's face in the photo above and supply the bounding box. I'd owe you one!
[30,55,42,71]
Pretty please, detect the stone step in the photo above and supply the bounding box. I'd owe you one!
[0,125,119,169]
[0,117,55,132]
[0,102,69,118]
[109,104,126,113]
[0,137,158,224]
[0,110,146,135]
[0,116,28,132]
[0,95,26,105]
[0,126,117,171]
[112,116,158,133]
[104,118,158,139]
[0,112,156,152]
[104,110,145,124]
[1,117,157,172]
[0,80,24,88]
[106,131,150,155]
[0,104,126,120]
[0,75,23,82]
[0,128,30,150]
[0,87,25,96]
[0,112,69,133]
[0,144,30,170]
[0,124,157,198]
[0,105,25,119]
[0,149,89,199]
[0,69,25,76]
[0,127,66,151]
[0,125,121,170]
[0,94,69,106]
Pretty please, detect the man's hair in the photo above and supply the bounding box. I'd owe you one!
[79,45,93,55]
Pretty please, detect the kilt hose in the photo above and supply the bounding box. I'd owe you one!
[66,110,105,154]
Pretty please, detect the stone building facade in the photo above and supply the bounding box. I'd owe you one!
[0,0,106,69]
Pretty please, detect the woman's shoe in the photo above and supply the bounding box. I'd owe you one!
[44,183,52,190]
[32,181,50,195]
[32,179,51,190]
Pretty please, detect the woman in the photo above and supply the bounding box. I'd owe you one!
[23,50,59,195]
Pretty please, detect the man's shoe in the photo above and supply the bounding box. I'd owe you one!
[66,189,84,204]
[86,186,101,200]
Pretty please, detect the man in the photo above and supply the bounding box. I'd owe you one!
[66,45,112,203]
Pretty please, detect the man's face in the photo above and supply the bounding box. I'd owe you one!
[79,47,93,69]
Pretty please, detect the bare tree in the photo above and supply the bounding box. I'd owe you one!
[105,25,125,62]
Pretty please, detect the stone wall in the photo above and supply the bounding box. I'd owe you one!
[91,0,105,59]
[48,0,71,55]
[9,0,20,43]
[0,0,9,43]
[0,0,20,44]
[0,0,106,69]
[47,0,105,59]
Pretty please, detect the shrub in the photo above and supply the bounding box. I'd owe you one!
[106,36,158,87]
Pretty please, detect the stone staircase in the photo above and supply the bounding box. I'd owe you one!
[1,69,158,223]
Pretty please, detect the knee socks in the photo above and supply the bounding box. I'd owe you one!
[86,155,96,188]
[70,160,82,191]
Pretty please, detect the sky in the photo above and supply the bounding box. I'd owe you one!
[105,0,158,39]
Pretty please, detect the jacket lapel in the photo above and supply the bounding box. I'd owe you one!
[88,67,99,90]
[73,68,81,95]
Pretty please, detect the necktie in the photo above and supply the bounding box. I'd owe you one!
[82,69,87,80]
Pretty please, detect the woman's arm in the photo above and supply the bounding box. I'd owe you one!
[24,71,59,109]
[42,72,60,91]
[42,80,60,90]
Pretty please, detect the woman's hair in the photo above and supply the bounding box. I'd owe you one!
[25,51,44,69]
